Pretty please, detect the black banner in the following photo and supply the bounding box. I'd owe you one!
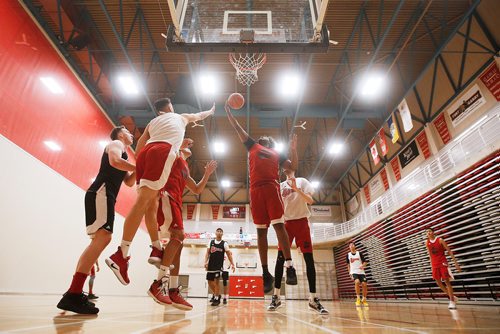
[398,140,419,169]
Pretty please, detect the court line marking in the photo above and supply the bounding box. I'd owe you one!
[275,310,342,334]
[131,307,221,334]
[328,315,428,334]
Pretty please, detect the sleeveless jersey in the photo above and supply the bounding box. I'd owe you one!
[207,239,227,272]
[87,149,128,201]
[245,139,286,188]
[426,237,448,268]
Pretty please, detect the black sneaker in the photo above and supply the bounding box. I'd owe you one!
[286,267,297,285]
[267,295,282,311]
[57,292,99,314]
[263,273,274,293]
[223,298,227,305]
[211,296,221,306]
[87,294,99,300]
[209,295,215,303]
[309,297,328,314]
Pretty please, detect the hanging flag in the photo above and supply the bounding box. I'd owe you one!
[433,113,452,144]
[211,205,220,220]
[380,168,389,190]
[390,158,401,181]
[416,131,431,159]
[388,114,400,143]
[378,128,388,156]
[369,139,380,165]
[398,98,413,132]
[186,204,196,220]
[363,184,371,204]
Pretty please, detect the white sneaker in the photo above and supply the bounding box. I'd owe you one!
[448,301,456,309]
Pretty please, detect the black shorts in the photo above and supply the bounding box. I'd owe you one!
[222,271,229,281]
[206,271,222,281]
[85,188,115,235]
[352,274,367,282]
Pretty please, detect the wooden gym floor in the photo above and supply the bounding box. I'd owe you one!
[1,294,499,333]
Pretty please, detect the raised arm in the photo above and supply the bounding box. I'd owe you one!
[185,160,218,194]
[288,178,314,205]
[280,134,298,171]
[441,238,461,272]
[225,101,250,143]
[107,141,135,172]
[181,103,215,124]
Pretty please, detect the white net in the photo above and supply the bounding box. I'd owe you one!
[229,53,266,86]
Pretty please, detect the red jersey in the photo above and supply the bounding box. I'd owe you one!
[161,157,189,205]
[245,139,286,188]
[426,237,448,268]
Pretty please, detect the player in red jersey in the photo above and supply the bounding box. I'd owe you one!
[225,99,298,294]
[425,227,461,309]
[147,138,217,309]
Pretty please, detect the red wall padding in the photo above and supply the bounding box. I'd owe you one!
[0,1,135,217]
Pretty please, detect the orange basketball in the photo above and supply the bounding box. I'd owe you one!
[227,93,245,110]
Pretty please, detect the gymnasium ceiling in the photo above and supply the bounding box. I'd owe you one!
[25,0,499,204]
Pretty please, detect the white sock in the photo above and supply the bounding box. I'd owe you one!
[152,240,162,251]
[120,240,131,257]
[285,260,293,268]
[274,288,281,296]
[170,275,179,288]
[356,295,360,299]
[158,265,170,281]
[310,293,316,300]
[224,294,228,299]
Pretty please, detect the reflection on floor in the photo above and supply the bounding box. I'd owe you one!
[1,295,499,333]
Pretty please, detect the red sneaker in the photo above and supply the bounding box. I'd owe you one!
[169,286,193,311]
[148,277,172,306]
[105,247,130,285]
[148,246,163,269]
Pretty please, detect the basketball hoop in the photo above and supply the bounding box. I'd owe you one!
[229,53,266,86]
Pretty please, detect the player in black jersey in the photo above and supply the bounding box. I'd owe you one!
[204,228,235,306]
[57,126,135,314]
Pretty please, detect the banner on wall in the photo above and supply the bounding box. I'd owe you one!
[398,140,419,169]
[479,60,500,101]
[311,206,332,216]
[388,115,400,143]
[447,84,486,127]
[186,204,196,220]
[391,158,401,181]
[398,99,414,132]
[363,185,371,204]
[416,131,431,159]
[369,139,380,165]
[433,113,452,144]
[222,205,246,219]
[211,205,220,220]
[378,128,388,156]
[380,168,389,190]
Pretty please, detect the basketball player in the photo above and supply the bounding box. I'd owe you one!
[425,227,461,309]
[268,169,328,314]
[225,100,298,294]
[346,242,369,307]
[148,139,217,309]
[106,98,214,285]
[205,228,235,306]
[57,126,135,314]
[87,261,99,300]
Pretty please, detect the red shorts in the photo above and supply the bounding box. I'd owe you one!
[157,195,183,238]
[432,266,453,281]
[278,217,313,253]
[136,142,177,190]
[250,183,284,228]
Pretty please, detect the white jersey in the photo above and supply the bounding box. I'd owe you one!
[280,177,314,220]
[346,251,366,275]
[146,113,188,152]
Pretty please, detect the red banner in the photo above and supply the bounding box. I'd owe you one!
[390,158,401,181]
[186,204,196,220]
[380,169,389,191]
[479,61,500,101]
[369,139,380,165]
[378,129,388,156]
[364,185,371,204]
[416,131,431,159]
[211,205,220,220]
[433,113,451,145]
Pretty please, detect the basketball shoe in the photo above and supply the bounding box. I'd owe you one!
[267,295,282,311]
[57,292,99,314]
[148,245,163,269]
[169,286,193,311]
[263,272,274,293]
[309,297,329,314]
[286,266,298,285]
[106,246,130,285]
[148,276,172,306]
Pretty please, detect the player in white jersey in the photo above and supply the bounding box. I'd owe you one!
[268,169,328,314]
[106,98,215,285]
[346,242,369,307]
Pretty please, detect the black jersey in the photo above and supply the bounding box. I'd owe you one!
[207,239,227,272]
[87,149,128,201]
